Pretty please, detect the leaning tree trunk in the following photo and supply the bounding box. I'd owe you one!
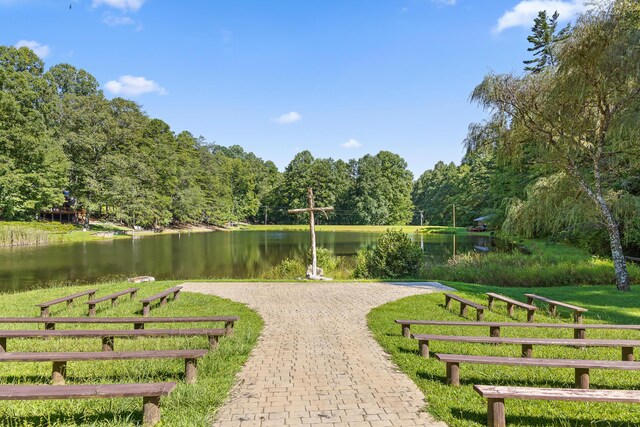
[590,189,630,291]
[578,176,631,291]
[598,198,630,291]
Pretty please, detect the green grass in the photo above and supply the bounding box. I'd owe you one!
[424,239,640,287]
[368,283,640,426]
[0,281,262,427]
[0,222,129,247]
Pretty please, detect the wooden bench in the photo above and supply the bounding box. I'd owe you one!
[0,328,226,352]
[525,294,588,323]
[412,333,639,361]
[487,293,538,322]
[141,287,182,316]
[394,319,639,340]
[86,288,139,316]
[36,289,98,317]
[435,353,640,388]
[0,349,207,384]
[0,316,239,334]
[0,382,175,426]
[474,385,640,427]
[444,293,486,321]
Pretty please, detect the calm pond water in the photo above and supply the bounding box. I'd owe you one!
[0,231,492,292]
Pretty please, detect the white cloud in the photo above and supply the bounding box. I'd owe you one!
[494,0,588,33]
[92,0,145,12]
[432,0,456,5]
[273,111,302,124]
[341,138,362,149]
[14,40,50,58]
[104,75,166,96]
[103,15,135,26]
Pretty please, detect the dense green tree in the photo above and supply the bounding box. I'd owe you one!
[472,1,640,290]
[523,11,570,73]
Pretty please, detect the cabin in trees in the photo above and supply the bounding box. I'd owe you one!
[40,190,84,224]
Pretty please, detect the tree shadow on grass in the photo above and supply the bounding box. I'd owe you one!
[452,408,638,427]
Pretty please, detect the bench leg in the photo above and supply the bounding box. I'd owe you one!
[45,322,55,330]
[134,322,144,330]
[111,298,118,308]
[526,310,535,323]
[487,398,506,427]
[88,304,96,317]
[526,296,533,305]
[185,358,198,384]
[67,299,74,308]
[142,303,150,317]
[575,368,590,389]
[174,291,180,301]
[477,309,484,321]
[419,340,430,358]
[52,361,67,385]
[209,335,219,350]
[460,303,468,317]
[622,346,634,361]
[131,290,137,299]
[574,328,586,339]
[446,362,460,386]
[142,395,162,427]
[40,307,49,318]
[549,304,557,317]
[574,312,584,324]
[89,291,96,299]
[488,296,494,310]
[507,303,514,317]
[0,337,6,352]
[445,295,452,309]
[102,336,115,351]
[160,296,168,307]
[490,326,501,338]
[401,324,410,338]
[521,344,533,358]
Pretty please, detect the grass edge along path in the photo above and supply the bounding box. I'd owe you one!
[0,281,263,427]
[368,282,640,426]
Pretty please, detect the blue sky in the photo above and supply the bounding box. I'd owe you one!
[2,0,588,176]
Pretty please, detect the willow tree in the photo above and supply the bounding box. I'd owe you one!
[471,1,640,291]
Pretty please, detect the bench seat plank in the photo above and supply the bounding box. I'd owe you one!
[0,328,226,352]
[0,382,176,400]
[87,288,139,305]
[436,353,640,388]
[435,354,640,370]
[140,287,183,304]
[474,385,640,403]
[394,319,637,339]
[86,288,139,316]
[0,349,208,362]
[475,385,640,427]
[413,333,638,360]
[0,316,239,325]
[444,293,486,321]
[525,293,588,323]
[37,290,99,308]
[487,293,537,322]
[141,287,183,316]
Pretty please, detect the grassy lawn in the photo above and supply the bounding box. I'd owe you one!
[368,283,640,426]
[0,281,262,427]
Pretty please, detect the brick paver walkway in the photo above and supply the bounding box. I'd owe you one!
[183,281,451,427]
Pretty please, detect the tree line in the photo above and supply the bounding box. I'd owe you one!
[0,47,415,227]
[1,0,638,289]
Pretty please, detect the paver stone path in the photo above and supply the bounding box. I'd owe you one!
[183,281,451,427]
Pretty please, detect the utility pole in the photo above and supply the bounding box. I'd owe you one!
[288,188,334,278]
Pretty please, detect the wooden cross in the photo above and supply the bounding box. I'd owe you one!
[288,188,334,278]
